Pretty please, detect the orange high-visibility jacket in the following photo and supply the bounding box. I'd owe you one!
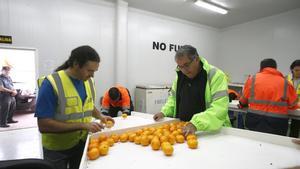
[228,89,240,99]
[101,85,130,113]
[239,68,298,118]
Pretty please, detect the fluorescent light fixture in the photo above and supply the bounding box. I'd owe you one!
[194,0,228,15]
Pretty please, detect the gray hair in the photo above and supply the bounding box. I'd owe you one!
[175,45,199,61]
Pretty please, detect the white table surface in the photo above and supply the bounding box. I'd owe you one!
[80,112,300,169]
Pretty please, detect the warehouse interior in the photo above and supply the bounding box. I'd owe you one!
[0,0,300,168]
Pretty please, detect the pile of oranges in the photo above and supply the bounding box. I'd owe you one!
[87,121,198,160]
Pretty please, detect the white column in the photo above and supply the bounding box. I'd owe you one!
[114,0,128,86]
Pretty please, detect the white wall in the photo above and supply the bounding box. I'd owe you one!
[0,0,220,107]
[218,8,300,83]
[0,0,116,107]
[127,8,220,93]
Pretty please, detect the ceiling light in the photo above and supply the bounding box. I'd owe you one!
[194,0,228,15]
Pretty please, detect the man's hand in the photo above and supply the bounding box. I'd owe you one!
[292,138,300,145]
[11,90,17,97]
[85,122,104,133]
[182,122,197,137]
[153,112,165,121]
[100,114,115,125]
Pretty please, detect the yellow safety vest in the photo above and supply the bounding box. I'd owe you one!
[38,70,96,151]
[287,74,300,98]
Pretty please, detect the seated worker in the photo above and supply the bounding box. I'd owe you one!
[239,58,298,136]
[100,85,134,117]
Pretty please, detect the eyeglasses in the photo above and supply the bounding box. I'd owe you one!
[176,58,195,70]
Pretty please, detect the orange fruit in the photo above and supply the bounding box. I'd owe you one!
[111,134,120,143]
[107,138,114,147]
[87,147,100,160]
[162,144,173,156]
[187,139,198,149]
[140,135,150,146]
[98,144,109,156]
[186,134,197,141]
[161,142,169,149]
[90,138,99,145]
[88,143,99,150]
[160,135,168,143]
[129,133,137,142]
[176,135,185,143]
[168,135,176,145]
[120,133,129,142]
[136,129,143,136]
[151,138,161,150]
[105,120,114,128]
[147,135,154,142]
[134,136,141,145]
[98,135,108,142]
[122,113,128,119]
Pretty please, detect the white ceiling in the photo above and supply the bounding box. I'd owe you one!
[108,0,300,28]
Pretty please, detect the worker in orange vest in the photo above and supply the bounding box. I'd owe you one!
[100,85,134,117]
[228,89,240,102]
[239,58,298,136]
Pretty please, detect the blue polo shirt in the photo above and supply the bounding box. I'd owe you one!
[34,76,87,119]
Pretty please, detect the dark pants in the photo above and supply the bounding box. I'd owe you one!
[289,119,300,138]
[245,113,288,136]
[43,141,85,169]
[0,96,16,125]
[103,89,134,117]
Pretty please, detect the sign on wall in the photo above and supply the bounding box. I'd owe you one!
[152,41,182,52]
[0,35,12,44]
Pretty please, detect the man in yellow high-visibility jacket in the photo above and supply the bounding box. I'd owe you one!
[35,46,114,169]
[287,60,300,138]
[153,45,231,136]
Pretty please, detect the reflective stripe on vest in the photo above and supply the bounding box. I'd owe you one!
[88,78,95,102]
[51,72,95,121]
[55,110,93,121]
[247,109,289,118]
[212,90,228,101]
[249,75,288,107]
[206,67,227,107]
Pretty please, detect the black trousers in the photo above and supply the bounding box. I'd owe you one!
[0,96,16,125]
[289,119,300,138]
[245,113,288,136]
[43,141,85,169]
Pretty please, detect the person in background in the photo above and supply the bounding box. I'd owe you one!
[100,85,134,117]
[287,60,300,138]
[35,46,114,169]
[239,58,298,136]
[153,45,231,136]
[0,65,18,128]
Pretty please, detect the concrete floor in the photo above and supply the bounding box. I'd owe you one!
[0,127,42,160]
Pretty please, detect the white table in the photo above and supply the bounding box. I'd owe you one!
[80,112,300,169]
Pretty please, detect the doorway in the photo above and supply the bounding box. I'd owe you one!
[0,46,37,131]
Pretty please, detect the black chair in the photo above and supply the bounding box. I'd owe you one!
[0,158,55,169]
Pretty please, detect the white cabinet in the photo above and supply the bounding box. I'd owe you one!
[134,85,170,114]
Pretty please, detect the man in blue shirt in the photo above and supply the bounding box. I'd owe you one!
[0,66,18,128]
[35,46,114,169]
